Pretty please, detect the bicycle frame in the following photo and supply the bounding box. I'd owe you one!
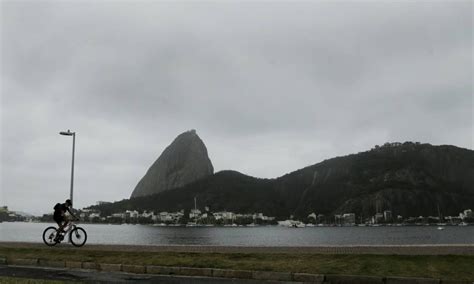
[61,221,77,235]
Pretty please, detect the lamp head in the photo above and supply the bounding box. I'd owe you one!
[60,130,74,136]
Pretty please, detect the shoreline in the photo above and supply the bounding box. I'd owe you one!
[2,220,473,227]
[2,242,474,255]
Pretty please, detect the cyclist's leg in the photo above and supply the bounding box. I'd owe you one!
[62,218,70,232]
[56,215,66,232]
[53,214,62,230]
[52,217,63,242]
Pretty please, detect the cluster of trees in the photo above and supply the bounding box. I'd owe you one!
[0,208,27,222]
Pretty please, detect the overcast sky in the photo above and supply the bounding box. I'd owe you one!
[1,0,472,215]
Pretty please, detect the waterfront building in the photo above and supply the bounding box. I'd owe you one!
[158,212,173,222]
[189,209,202,219]
[373,213,384,224]
[460,209,473,219]
[88,212,101,222]
[112,213,125,219]
[342,213,356,225]
[125,210,139,218]
[141,211,155,218]
[213,211,235,221]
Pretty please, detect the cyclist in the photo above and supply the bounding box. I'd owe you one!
[53,199,78,238]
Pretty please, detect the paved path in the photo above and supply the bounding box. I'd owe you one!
[1,242,473,255]
[0,265,293,283]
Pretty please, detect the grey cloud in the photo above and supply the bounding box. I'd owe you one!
[1,1,472,215]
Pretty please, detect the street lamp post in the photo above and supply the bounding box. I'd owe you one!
[60,130,76,208]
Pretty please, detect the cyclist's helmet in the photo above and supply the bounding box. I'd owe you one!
[65,199,72,206]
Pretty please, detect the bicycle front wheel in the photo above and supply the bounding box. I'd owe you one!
[42,226,59,246]
[70,227,87,247]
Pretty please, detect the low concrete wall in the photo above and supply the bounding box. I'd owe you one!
[146,265,180,275]
[293,273,325,283]
[2,257,470,283]
[9,258,38,266]
[179,267,213,277]
[326,274,384,284]
[82,262,98,270]
[38,259,65,268]
[99,263,122,272]
[122,264,146,274]
[386,277,440,283]
[212,268,253,279]
[252,270,292,281]
[65,261,83,269]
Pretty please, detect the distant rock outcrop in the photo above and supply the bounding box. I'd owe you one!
[130,130,214,198]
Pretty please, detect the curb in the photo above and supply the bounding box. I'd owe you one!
[82,262,98,270]
[386,276,441,284]
[38,259,65,268]
[65,261,82,269]
[99,263,122,272]
[122,264,146,274]
[2,257,472,283]
[326,274,384,284]
[146,265,180,275]
[253,270,292,281]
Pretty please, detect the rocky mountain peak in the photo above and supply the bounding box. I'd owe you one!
[130,130,214,198]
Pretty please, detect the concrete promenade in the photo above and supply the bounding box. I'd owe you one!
[1,242,474,255]
[2,242,473,283]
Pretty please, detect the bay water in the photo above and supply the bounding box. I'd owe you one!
[1,222,473,246]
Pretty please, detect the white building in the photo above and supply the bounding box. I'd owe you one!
[112,213,125,219]
[126,210,139,218]
[88,212,101,221]
[342,213,356,225]
[189,209,201,219]
[158,212,172,222]
[460,209,473,219]
[141,211,155,218]
[213,211,235,221]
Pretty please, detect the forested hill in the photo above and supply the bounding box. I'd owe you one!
[93,170,276,217]
[90,142,474,219]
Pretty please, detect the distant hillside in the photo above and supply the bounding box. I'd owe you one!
[287,142,474,218]
[91,142,474,219]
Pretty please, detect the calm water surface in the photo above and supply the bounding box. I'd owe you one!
[1,222,473,246]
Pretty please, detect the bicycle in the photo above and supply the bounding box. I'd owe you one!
[42,219,87,247]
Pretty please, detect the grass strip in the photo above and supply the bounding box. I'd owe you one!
[1,247,473,281]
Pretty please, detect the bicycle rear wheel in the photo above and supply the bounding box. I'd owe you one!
[70,227,87,247]
[42,226,59,246]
